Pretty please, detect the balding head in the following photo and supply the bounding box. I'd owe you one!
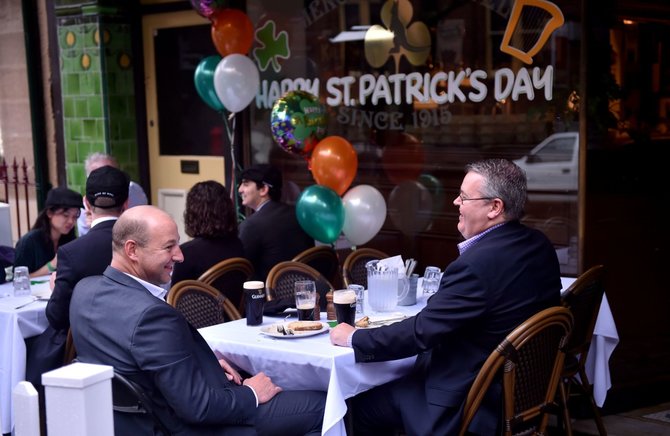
[111,206,183,285]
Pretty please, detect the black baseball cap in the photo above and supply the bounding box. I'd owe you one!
[45,187,83,209]
[86,165,130,208]
[240,164,282,190]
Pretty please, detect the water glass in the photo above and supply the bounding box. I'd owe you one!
[295,280,317,321]
[13,266,31,297]
[347,284,365,317]
[422,266,441,294]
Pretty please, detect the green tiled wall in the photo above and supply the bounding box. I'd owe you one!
[57,6,140,195]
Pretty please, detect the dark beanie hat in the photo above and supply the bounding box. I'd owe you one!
[44,187,83,209]
[86,165,130,208]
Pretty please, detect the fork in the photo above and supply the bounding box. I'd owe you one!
[14,297,38,309]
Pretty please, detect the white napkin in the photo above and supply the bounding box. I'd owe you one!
[0,295,36,310]
[377,255,407,278]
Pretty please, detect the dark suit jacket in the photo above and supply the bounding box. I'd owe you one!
[70,267,257,435]
[239,201,314,281]
[352,221,562,435]
[46,219,116,330]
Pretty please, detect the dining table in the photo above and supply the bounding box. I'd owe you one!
[0,276,51,435]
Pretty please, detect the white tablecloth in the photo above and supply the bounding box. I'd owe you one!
[199,295,429,436]
[560,277,619,407]
[0,278,51,434]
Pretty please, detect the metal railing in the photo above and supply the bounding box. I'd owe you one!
[1,158,33,238]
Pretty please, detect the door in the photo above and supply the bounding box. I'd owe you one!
[143,10,230,240]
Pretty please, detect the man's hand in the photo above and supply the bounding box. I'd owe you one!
[243,372,282,404]
[49,271,57,290]
[330,322,355,347]
[218,358,242,385]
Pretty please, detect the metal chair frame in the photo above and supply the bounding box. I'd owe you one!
[112,370,172,435]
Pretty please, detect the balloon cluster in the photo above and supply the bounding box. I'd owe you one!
[269,90,386,245]
[191,7,259,114]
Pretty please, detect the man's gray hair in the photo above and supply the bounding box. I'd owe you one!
[465,159,527,220]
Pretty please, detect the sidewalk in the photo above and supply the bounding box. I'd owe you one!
[568,402,670,435]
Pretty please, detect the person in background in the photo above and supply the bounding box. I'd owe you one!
[330,159,562,435]
[14,187,82,277]
[237,164,313,281]
[70,205,325,435]
[76,152,147,237]
[46,165,129,330]
[171,180,245,309]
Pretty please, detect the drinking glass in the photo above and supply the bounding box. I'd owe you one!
[422,266,441,294]
[13,266,31,297]
[347,284,365,317]
[294,280,317,321]
[333,289,357,326]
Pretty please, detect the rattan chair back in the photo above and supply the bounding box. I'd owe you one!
[558,264,607,435]
[341,248,389,288]
[459,306,573,436]
[197,257,254,315]
[293,245,341,289]
[167,280,241,329]
[266,261,333,302]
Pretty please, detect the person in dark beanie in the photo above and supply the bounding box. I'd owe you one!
[14,186,82,276]
[237,164,314,282]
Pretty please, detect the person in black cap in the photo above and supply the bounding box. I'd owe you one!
[238,164,314,281]
[13,186,82,276]
[46,165,130,330]
[23,166,130,428]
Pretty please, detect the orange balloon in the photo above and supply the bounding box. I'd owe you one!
[211,9,254,57]
[311,136,358,196]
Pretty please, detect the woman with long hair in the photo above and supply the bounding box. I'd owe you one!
[171,181,245,305]
[14,187,82,277]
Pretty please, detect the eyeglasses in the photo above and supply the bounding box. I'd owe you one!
[458,194,495,203]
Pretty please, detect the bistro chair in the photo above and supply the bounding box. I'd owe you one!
[265,261,333,309]
[459,306,573,436]
[63,328,77,365]
[197,257,254,315]
[112,370,172,435]
[167,280,241,329]
[292,245,341,289]
[341,247,389,288]
[558,264,607,436]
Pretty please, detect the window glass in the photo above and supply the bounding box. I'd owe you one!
[246,0,581,274]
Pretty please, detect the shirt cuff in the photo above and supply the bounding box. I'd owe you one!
[243,383,259,407]
[346,330,356,348]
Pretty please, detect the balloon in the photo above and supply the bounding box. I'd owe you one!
[194,55,224,111]
[189,0,226,19]
[418,173,446,213]
[211,9,254,57]
[213,54,259,113]
[342,185,387,245]
[310,136,358,196]
[270,90,327,156]
[296,185,345,243]
[380,132,425,184]
[388,181,433,235]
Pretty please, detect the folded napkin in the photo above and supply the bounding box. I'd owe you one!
[377,255,407,278]
[367,312,407,325]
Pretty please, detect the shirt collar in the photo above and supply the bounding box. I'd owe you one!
[91,216,118,228]
[123,272,168,300]
[457,222,507,255]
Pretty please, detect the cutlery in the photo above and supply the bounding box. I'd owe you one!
[14,297,38,309]
[367,315,407,326]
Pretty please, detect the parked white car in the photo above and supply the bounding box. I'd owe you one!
[514,132,579,191]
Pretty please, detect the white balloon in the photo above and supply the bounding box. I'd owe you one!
[213,54,259,113]
[342,185,387,246]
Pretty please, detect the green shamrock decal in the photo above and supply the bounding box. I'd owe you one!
[253,20,290,73]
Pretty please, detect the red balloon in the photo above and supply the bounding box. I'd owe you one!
[311,136,358,196]
[380,132,425,184]
[211,9,254,57]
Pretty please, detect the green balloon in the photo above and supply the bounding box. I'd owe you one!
[194,55,225,111]
[296,185,344,243]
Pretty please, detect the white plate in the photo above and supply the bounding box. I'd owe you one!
[260,322,329,339]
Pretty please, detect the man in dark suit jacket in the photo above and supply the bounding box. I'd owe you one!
[46,165,129,330]
[70,205,325,435]
[330,159,562,435]
[238,164,314,281]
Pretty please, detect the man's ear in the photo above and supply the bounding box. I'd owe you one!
[487,198,504,219]
[259,184,270,197]
[83,196,91,211]
[125,239,139,260]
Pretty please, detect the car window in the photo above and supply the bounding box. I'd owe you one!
[534,137,575,163]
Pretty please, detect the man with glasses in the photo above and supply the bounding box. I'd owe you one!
[330,159,561,435]
[237,164,314,281]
